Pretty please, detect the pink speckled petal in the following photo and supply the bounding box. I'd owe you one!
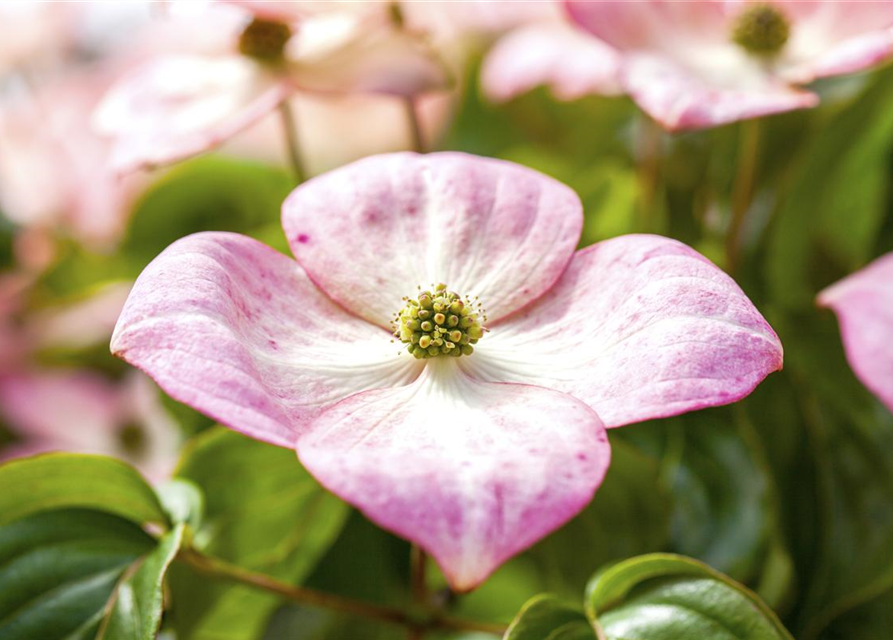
[481,22,621,102]
[298,358,610,591]
[818,252,893,414]
[94,55,290,172]
[463,235,783,428]
[111,232,422,449]
[282,152,583,327]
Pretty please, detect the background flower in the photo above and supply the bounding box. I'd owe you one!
[565,0,893,130]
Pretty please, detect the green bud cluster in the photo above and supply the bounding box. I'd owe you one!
[731,4,790,56]
[391,283,486,359]
[238,18,292,62]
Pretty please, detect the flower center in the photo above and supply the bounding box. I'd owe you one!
[118,422,146,457]
[392,283,486,359]
[731,4,790,56]
[238,18,292,62]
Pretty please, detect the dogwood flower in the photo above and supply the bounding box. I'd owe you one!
[565,0,893,130]
[111,152,782,589]
[818,252,893,414]
[93,2,449,172]
[481,6,621,103]
[0,281,180,482]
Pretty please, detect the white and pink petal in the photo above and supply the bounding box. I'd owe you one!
[464,234,783,428]
[481,23,621,103]
[298,358,610,591]
[282,152,583,328]
[94,54,290,172]
[111,232,422,449]
[818,252,893,414]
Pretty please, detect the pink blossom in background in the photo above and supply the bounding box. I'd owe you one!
[93,2,451,172]
[0,2,74,76]
[111,152,782,590]
[0,371,181,484]
[0,75,147,249]
[482,16,621,102]
[818,253,893,414]
[0,279,180,483]
[565,0,893,131]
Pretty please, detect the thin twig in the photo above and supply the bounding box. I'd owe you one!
[279,100,306,184]
[404,96,426,153]
[177,548,506,636]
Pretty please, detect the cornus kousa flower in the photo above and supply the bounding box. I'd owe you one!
[93,2,449,172]
[111,152,783,590]
[565,0,893,131]
[480,4,622,103]
[818,253,893,414]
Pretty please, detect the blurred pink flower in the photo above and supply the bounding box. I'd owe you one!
[0,73,148,249]
[566,0,893,130]
[0,280,181,482]
[482,20,622,103]
[93,2,451,172]
[818,253,893,414]
[0,371,180,483]
[111,152,782,590]
[0,2,75,76]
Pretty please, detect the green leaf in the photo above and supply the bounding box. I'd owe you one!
[122,156,293,273]
[157,479,205,529]
[169,428,350,640]
[98,523,185,640]
[527,439,670,598]
[766,67,893,309]
[0,454,168,528]
[504,595,594,640]
[618,410,792,600]
[586,553,794,640]
[0,509,155,640]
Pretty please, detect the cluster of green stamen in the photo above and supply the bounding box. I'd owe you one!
[731,4,790,56]
[391,284,486,359]
[238,18,292,62]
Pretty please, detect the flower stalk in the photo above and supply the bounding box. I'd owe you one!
[177,547,506,636]
[405,97,426,153]
[279,100,306,184]
[726,119,761,273]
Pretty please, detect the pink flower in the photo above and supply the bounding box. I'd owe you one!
[111,152,782,590]
[481,9,622,102]
[0,72,147,248]
[818,252,893,414]
[566,0,893,131]
[0,371,181,484]
[93,2,450,172]
[0,281,180,483]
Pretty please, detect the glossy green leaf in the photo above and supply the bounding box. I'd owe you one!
[504,595,594,640]
[0,454,168,528]
[98,523,186,640]
[617,409,792,602]
[0,509,155,640]
[169,428,350,640]
[586,554,794,640]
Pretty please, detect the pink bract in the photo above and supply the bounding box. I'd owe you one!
[818,252,893,414]
[93,3,450,173]
[565,0,893,130]
[112,152,783,590]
